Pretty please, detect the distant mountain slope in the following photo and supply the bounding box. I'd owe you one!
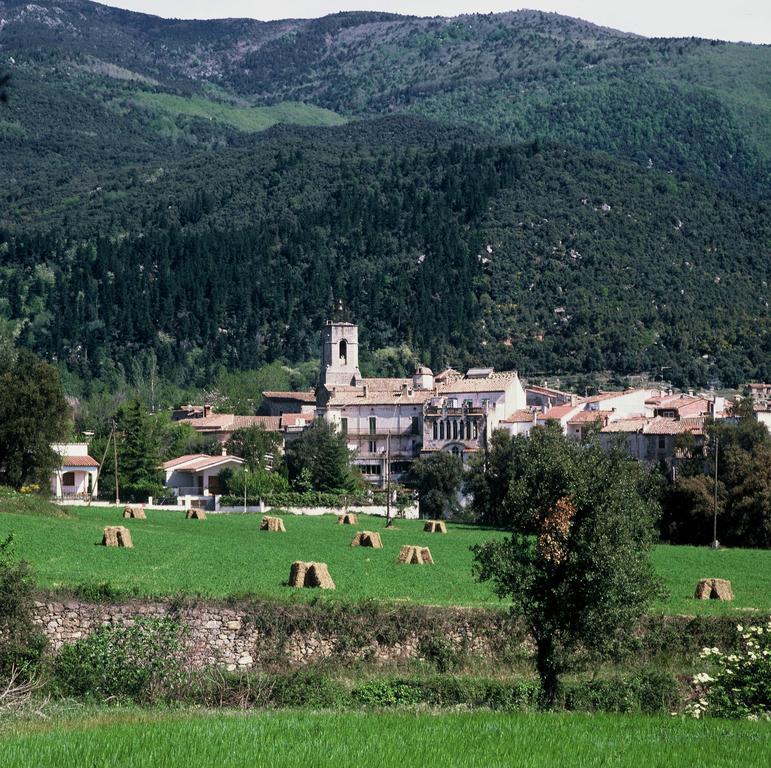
[1,1,769,193]
[1,131,768,388]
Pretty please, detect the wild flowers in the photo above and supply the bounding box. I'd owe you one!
[687,621,770,720]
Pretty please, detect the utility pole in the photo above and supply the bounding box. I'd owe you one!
[711,434,720,549]
[112,419,120,506]
[385,430,393,528]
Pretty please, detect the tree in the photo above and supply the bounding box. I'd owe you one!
[226,426,282,472]
[0,349,69,489]
[284,420,357,493]
[472,427,661,707]
[409,452,463,519]
[93,399,163,502]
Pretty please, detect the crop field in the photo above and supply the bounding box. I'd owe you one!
[1,709,768,768]
[0,507,768,613]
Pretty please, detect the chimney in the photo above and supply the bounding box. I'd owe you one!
[363,384,369,397]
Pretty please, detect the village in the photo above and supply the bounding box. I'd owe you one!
[49,318,771,512]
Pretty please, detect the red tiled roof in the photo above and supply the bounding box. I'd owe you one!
[281,413,313,427]
[162,454,245,471]
[567,410,611,425]
[262,391,317,403]
[60,455,99,468]
[539,404,580,421]
[502,409,537,423]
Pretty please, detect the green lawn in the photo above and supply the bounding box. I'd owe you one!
[0,507,768,614]
[1,710,768,768]
[133,92,346,132]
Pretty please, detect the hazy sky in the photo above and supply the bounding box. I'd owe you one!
[97,1,771,44]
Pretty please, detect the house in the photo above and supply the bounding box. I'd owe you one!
[161,453,245,499]
[599,416,706,475]
[645,392,713,419]
[498,408,541,437]
[50,443,99,500]
[175,413,282,444]
[314,319,526,485]
[526,384,579,410]
[261,391,317,416]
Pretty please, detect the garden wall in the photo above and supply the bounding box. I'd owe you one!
[32,599,518,671]
[32,597,751,673]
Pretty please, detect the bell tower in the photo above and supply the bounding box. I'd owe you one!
[320,320,361,387]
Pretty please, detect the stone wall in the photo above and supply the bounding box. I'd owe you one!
[32,598,517,672]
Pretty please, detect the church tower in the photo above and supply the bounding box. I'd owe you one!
[320,320,361,387]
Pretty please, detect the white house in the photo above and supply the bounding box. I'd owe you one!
[50,443,99,500]
[161,453,245,498]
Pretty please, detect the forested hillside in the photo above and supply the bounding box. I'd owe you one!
[0,2,769,396]
[1,130,768,389]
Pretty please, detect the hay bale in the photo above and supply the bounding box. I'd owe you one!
[337,513,358,525]
[396,545,434,565]
[288,561,335,590]
[123,504,146,520]
[694,578,734,601]
[102,526,133,548]
[423,520,447,534]
[260,516,286,532]
[351,531,383,548]
[186,508,207,520]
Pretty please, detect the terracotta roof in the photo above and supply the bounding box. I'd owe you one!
[262,391,317,403]
[281,413,313,427]
[601,417,705,436]
[439,371,520,394]
[567,410,611,425]
[162,454,245,472]
[501,409,538,423]
[527,384,575,398]
[60,455,99,468]
[327,389,435,407]
[178,414,281,432]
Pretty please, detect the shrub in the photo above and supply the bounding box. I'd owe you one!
[52,618,186,703]
[0,535,46,680]
[270,669,348,709]
[689,621,771,720]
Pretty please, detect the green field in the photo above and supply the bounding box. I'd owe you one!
[133,92,346,132]
[1,709,768,768]
[0,507,768,614]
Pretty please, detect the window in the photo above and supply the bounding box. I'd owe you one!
[459,420,465,440]
[658,435,666,451]
[340,417,348,435]
[208,475,222,495]
[473,422,479,439]
[440,421,445,440]
[62,471,75,486]
[360,464,381,475]
[369,440,377,453]
[369,416,377,435]
[339,338,348,364]
[411,416,420,435]
[451,446,461,457]
[433,421,438,440]
[452,420,458,440]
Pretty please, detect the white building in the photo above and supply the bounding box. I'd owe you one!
[161,453,245,498]
[315,320,526,484]
[50,443,99,500]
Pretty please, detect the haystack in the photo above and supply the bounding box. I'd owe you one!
[102,526,133,548]
[396,545,434,565]
[694,578,734,601]
[260,516,286,532]
[337,513,358,525]
[288,561,335,590]
[186,508,207,520]
[423,520,447,534]
[351,531,383,548]
[123,504,146,520]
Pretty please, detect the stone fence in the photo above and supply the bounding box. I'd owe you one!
[32,598,516,672]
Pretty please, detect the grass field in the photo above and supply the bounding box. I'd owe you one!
[0,507,768,614]
[1,709,768,767]
[133,92,346,133]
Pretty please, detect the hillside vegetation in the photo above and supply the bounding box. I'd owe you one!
[0,1,769,391]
